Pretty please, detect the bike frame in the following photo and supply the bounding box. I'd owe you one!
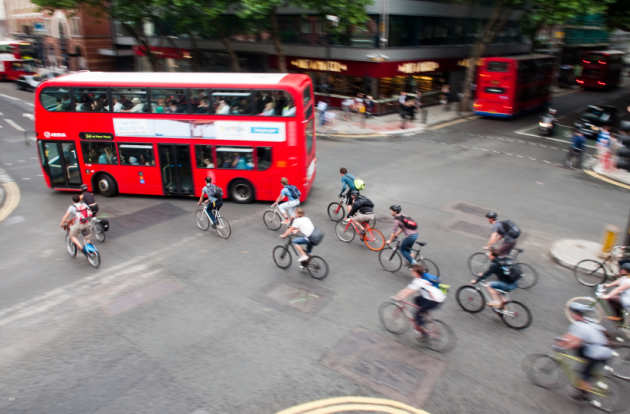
[549,351,610,397]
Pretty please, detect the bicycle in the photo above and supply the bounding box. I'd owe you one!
[455,281,532,329]
[378,238,440,276]
[263,204,290,231]
[272,236,329,280]
[467,248,538,289]
[378,295,456,353]
[194,202,231,239]
[327,195,376,227]
[335,216,385,251]
[64,225,101,268]
[523,347,622,412]
[574,246,630,287]
[90,217,109,243]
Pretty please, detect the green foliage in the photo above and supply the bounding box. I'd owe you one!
[606,0,630,31]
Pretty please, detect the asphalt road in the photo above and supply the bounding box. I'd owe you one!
[0,81,629,414]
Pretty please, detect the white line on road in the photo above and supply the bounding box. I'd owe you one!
[21,177,31,181]
[514,127,597,150]
[516,154,524,158]
[22,113,34,121]
[4,119,25,132]
[529,157,536,161]
[0,93,22,102]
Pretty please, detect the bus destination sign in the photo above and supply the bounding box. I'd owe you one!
[80,132,114,140]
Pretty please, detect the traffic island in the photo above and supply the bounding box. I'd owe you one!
[550,239,603,269]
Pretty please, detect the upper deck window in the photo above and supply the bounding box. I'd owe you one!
[486,62,508,72]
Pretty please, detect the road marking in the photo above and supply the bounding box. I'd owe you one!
[0,93,22,102]
[21,177,31,181]
[529,157,536,161]
[4,119,25,132]
[516,154,524,158]
[22,113,34,121]
[427,117,471,130]
[277,397,430,414]
[0,182,20,223]
[514,127,597,149]
[584,169,630,190]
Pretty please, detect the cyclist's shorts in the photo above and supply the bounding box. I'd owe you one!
[69,222,90,238]
[489,280,517,292]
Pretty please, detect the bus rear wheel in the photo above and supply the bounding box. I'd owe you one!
[95,174,117,197]
[229,179,254,203]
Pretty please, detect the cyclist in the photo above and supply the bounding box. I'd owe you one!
[555,302,613,399]
[197,176,223,228]
[393,263,446,338]
[272,177,300,224]
[470,248,521,308]
[338,167,357,213]
[280,207,322,265]
[484,211,520,257]
[601,262,630,321]
[386,204,418,266]
[346,190,375,234]
[79,184,98,216]
[59,193,93,254]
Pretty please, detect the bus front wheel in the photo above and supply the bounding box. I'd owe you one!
[95,174,118,197]
[229,179,254,203]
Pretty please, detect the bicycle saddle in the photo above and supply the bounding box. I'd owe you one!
[415,241,427,247]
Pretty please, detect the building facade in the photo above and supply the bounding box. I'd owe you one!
[4,0,114,70]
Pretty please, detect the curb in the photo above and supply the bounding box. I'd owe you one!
[549,239,602,270]
[0,167,20,223]
[318,113,475,139]
[584,168,630,191]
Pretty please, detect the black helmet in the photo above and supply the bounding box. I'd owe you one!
[569,302,591,315]
[349,190,360,197]
[621,262,630,273]
[486,211,498,220]
[79,184,88,192]
[205,176,212,183]
[390,204,401,214]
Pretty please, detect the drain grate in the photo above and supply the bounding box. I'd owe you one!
[448,220,488,238]
[452,202,488,216]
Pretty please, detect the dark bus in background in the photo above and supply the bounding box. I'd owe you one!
[473,55,553,118]
[576,50,624,89]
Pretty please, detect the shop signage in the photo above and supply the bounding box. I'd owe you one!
[397,61,440,74]
[290,59,348,72]
[79,132,114,140]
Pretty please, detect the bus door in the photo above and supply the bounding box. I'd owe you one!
[39,141,82,188]
[158,144,193,195]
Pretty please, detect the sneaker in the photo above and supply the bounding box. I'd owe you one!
[298,265,306,271]
[298,255,309,263]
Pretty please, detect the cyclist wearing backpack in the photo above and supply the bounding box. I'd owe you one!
[346,190,375,233]
[393,263,446,337]
[79,184,98,216]
[338,167,357,211]
[59,193,93,254]
[280,207,323,266]
[197,176,223,228]
[484,211,520,257]
[471,248,522,307]
[272,177,300,224]
[386,204,419,266]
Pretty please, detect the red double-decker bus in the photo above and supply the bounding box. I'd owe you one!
[473,55,553,118]
[0,40,36,80]
[576,50,624,89]
[35,72,316,203]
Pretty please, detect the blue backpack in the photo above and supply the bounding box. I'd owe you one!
[286,185,301,200]
[423,272,440,289]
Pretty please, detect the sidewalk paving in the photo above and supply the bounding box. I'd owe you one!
[550,239,604,269]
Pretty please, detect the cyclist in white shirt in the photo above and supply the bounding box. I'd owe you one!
[601,262,630,321]
[280,207,316,264]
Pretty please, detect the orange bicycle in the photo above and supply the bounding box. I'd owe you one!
[335,216,385,251]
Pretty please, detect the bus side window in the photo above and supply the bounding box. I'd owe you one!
[216,146,254,169]
[211,90,253,115]
[111,88,149,113]
[81,142,117,164]
[119,144,155,166]
[195,145,215,168]
[256,147,272,171]
[150,88,188,114]
[75,88,109,112]
[40,87,73,112]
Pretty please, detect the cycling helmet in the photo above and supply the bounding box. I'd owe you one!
[349,190,360,197]
[390,204,402,214]
[569,302,592,315]
[79,184,88,192]
[205,176,212,183]
[485,211,498,220]
[620,262,630,273]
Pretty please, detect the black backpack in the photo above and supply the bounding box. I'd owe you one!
[500,220,521,239]
[308,228,324,246]
[397,215,418,230]
[501,262,523,284]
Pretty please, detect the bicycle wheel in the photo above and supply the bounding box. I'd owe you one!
[263,210,283,231]
[378,301,410,334]
[65,234,77,257]
[609,345,630,381]
[93,223,106,243]
[515,263,538,289]
[306,256,329,280]
[524,354,563,389]
[564,296,603,323]
[455,285,485,313]
[592,377,622,413]
[500,300,532,329]
[363,228,385,251]
[335,221,356,243]
[215,216,231,239]
[468,252,490,277]
[420,258,440,278]
[574,259,608,287]
[421,319,456,353]
[194,208,210,231]
[327,202,345,222]
[86,250,101,269]
[272,245,292,269]
[378,247,403,273]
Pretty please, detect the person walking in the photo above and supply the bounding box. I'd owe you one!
[566,130,586,169]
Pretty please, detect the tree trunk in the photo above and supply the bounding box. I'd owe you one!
[221,37,241,72]
[269,9,286,72]
[123,23,158,71]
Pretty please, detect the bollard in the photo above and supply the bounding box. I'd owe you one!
[601,225,619,256]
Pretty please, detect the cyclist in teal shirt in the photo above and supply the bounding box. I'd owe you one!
[339,167,356,213]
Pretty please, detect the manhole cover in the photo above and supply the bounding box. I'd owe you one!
[255,281,333,315]
[451,202,488,216]
[448,220,488,238]
[321,329,445,406]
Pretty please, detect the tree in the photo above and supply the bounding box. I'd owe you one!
[606,0,630,32]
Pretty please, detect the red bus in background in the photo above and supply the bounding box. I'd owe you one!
[0,40,36,60]
[576,50,624,89]
[473,55,553,118]
[0,40,37,80]
[35,72,316,203]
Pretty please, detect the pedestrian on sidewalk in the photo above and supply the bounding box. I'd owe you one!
[440,84,450,111]
[400,96,416,129]
[317,99,328,126]
[566,130,585,169]
[398,91,407,115]
[415,90,427,124]
[341,98,353,120]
